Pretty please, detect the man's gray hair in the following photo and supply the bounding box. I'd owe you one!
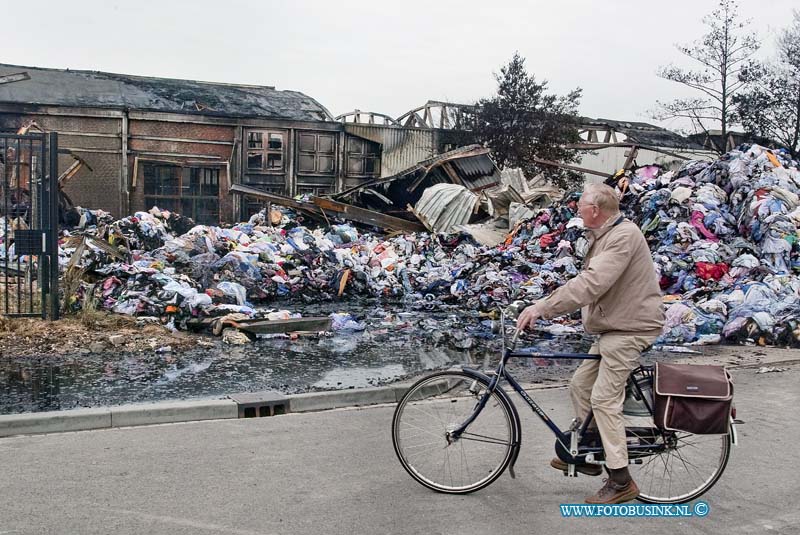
[581,183,620,214]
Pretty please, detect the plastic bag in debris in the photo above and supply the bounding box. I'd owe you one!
[328,224,359,244]
[216,281,249,307]
[329,312,367,331]
[160,278,212,309]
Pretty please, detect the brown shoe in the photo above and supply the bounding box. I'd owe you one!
[585,478,640,504]
[550,458,602,476]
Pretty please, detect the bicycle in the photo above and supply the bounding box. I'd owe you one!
[391,312,738,503]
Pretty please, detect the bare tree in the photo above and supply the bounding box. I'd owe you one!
[736,11,800,158]
[654,0,760,154]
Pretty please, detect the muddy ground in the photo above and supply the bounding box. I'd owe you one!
[0,311,212,357]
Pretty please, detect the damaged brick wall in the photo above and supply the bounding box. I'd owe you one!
[61,153,122,216]
[0,112,123,216]
[128,120,235,223]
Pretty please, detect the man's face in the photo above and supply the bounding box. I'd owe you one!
[577,196,604,229]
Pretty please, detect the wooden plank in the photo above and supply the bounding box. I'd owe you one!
[228,184,327,224]
[228,316,332,335]
[312,197,426,233]
[623,145,640,171]
[407,169,432,193]
[57,159,84,187]
[121,112,129,214]
[532,157,613,179]
[441,161,465,186]
[131,156,140,189]
[229,184,311,211]
[229,184,426,233]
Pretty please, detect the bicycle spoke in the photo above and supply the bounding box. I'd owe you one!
[403,440,447,453]
[458,435,512,446]
[399,422,447,441]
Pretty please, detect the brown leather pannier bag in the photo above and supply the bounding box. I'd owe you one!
[654,363,733,435]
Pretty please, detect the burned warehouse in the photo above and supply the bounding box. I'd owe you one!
[0,64,483,227]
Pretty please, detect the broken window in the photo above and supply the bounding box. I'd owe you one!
[246,130,285,172]
[143,163,220,225]
[346,137,380,177]
[143,164,180,196]
[247,132,263,149]
[297,132,336,174]
[268,133,283,150]
[267,152,283,170]
[247,152,263,170]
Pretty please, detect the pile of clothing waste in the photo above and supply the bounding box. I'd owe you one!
[21,144,799,347]
[52,200,583,339]
[612,145,800,346]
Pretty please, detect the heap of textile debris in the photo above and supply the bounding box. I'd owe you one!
[44,144,800,346]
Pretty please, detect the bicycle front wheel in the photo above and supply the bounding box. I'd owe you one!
[392,370,516,494]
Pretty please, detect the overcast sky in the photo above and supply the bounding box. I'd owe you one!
[3,0,797,130]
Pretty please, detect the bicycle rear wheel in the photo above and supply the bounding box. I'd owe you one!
[392,370,516,494]
[624,414,731,503]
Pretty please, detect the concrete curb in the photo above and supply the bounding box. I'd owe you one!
[2,354,798,439]
[111,399,238,428]
[0,407,111,437]
[0,380,560,438]
[289,386,402,413]
[0,400,244,438]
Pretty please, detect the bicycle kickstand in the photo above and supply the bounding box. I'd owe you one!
[566,418,581,478]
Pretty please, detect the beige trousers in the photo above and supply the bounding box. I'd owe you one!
[569,333,659,470]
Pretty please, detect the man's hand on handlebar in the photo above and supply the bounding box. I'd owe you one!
[516,301,544,331]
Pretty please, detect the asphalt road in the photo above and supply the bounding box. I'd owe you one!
[1,362,798,535]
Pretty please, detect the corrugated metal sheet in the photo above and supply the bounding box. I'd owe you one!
[453,155,501,190]
[412,184,478,234]
[452,155,496,177]
[344,124,435,177]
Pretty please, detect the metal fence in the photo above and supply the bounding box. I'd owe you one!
[0,132,59,318]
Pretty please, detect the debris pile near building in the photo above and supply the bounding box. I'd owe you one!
[17,144,800,348]
[612,145,800,346]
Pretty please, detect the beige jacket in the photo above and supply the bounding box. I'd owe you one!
[537,214,664,336]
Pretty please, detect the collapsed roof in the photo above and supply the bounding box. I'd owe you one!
[578,117,705,150]
[0,63,333,122]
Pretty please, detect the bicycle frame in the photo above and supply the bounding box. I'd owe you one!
[452,346,603,454]
[450,315,669,466]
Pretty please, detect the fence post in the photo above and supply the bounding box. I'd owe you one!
[48,132,59,320]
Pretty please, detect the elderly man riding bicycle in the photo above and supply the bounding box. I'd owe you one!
[517,183,665,504]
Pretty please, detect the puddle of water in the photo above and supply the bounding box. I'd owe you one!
[0,301,604,414]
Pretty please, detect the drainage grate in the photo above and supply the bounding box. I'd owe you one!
[230,391,289,418]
